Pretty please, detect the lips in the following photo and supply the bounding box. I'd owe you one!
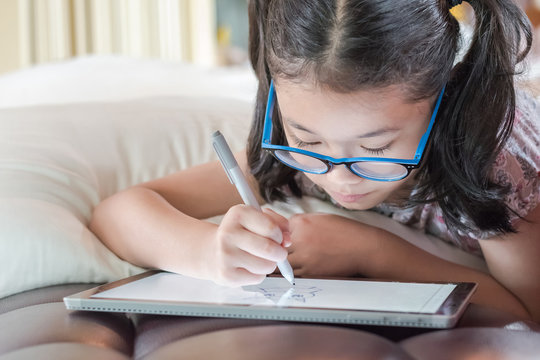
[327,190,370,203]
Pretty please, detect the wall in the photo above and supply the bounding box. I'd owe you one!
[0,1,22,74]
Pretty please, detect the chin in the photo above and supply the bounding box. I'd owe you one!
[334,198,378,211]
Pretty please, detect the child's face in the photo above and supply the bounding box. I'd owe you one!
[274,80,436,210]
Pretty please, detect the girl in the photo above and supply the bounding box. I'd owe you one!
[90,0,540,322]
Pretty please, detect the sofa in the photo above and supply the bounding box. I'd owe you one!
[1,56,539,359]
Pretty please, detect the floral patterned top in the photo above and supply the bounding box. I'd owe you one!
[295,90,540,258]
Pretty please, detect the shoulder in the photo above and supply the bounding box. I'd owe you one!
[490,89,540,220]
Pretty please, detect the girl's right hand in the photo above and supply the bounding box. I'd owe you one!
[207,205,290,287]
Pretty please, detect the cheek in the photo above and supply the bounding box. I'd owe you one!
[303,173,327,189]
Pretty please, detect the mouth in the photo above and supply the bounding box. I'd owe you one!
[327,190,371,203]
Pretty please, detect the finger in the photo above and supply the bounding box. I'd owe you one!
[229,205,284,245]
[234,230,288,263]
[262,208,290,233]
[262,209,291,247]
[285,242,296,254]
[233,268,266,286]
[263,208,292,247]
[284,250,302,270]
[282,230,292,248]
[234,249,278,275]
[293,267,304,277]
[216,268,266,287]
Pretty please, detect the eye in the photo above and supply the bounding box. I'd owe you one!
[362,144,391,156]
[291,134,320,148]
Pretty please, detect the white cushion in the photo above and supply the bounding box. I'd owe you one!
[0,96,253,297]
[0,55,258,108]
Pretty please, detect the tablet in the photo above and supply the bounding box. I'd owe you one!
[63,270,476,328]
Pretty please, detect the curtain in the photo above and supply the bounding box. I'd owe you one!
[17,0,217,67]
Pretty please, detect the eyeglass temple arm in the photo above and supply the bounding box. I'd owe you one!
[262,80,276,144]
[414,85,446,160]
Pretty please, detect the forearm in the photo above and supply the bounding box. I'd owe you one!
[362,227,531,320]
[89,186,217,278]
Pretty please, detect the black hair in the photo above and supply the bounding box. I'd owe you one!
[247,0,532,236]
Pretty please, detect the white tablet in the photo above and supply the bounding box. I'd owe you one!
[64,271,476,328]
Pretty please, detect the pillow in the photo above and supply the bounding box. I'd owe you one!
[0,55,258,108]
[0,94,487,298]
[0,96,254,297]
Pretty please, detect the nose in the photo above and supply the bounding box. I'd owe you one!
[326,163,362,185]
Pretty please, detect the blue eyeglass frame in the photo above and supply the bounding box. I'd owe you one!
[261,80,446,182]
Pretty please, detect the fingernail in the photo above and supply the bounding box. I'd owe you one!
[282,231,291,247]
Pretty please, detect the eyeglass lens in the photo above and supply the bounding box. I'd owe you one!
[274,150,408,180]
[275,150,328,173]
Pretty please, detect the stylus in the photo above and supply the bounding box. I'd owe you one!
[212,130,295,285]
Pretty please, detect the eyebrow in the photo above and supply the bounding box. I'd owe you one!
[286,118,400,139]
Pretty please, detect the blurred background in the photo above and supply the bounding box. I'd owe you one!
[0,0,249,75]
[1,1,540,76]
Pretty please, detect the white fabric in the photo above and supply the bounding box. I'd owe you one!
[0,96,253,297]
[0,57,487,298]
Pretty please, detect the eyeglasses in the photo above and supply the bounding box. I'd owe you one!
[261,80,445,182]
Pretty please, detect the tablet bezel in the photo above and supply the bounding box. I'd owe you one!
[63,270,477,328]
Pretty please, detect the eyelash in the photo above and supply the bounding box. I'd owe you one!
[291,134,391,155]
[291,135,320,148]
[362,145,390,156]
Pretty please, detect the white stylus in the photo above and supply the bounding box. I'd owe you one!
[212,131,295,285]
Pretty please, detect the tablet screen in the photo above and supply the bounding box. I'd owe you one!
[92,272,456,314]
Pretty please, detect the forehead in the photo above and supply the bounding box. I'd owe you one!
[273,80,432,139]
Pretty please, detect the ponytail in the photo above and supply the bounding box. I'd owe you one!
[414,0,532,236]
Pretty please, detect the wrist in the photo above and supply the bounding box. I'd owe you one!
[197,222,220,279]
[158,219,218,279]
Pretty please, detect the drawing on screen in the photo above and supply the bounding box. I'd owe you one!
[242,284,322,304]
